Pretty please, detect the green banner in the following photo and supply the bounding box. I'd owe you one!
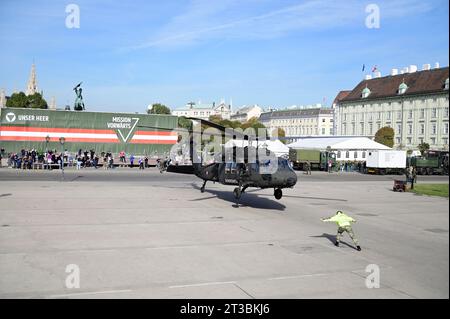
[0,108,178,155]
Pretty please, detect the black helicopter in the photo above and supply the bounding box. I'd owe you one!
[139,117,297,203]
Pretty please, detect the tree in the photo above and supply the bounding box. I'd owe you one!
[241,117,267,137]
[27,92,48,109]
[6,91,47,109]
[178,116,192,130]
[374,126,395,148]
[148,103,171,115]
[273,128,286,143]
[6,92,28,108]
[418,142,430,156]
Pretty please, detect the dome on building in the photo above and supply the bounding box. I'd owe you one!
[398,81,408,94]
[361,86,371,98]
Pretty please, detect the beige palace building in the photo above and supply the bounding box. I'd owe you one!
[335,65,449,150]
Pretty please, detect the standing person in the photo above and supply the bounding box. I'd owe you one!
[139,157,144,170]
[93,154,99,169]
[130,154,135,168]
[306,160,311,175]
[76,155,82,170]
[321,211,361,251]
[103,153,108,170]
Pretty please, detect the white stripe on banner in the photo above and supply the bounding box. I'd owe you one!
[131,135,178,141]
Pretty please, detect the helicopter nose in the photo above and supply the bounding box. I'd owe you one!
[286,171,297,187]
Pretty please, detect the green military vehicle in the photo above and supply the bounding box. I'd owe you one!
[409,150,449,175]
[289,149,335,171]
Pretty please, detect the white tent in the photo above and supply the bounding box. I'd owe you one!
[224,139,289,157]
[287,137,391,151]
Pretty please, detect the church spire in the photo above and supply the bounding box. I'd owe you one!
[26,63,38,96]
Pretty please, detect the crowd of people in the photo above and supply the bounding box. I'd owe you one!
[0,148,161,170]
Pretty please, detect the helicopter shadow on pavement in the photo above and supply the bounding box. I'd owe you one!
[189,183,286,211]
[310,233,358,250]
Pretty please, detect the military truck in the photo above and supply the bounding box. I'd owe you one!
[409,150,449,175]
[289,149,335,171]
[365,150,406,175]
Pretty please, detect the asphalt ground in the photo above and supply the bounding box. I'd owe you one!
[0,168,448,298]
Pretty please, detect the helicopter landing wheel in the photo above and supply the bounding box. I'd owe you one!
[233,187,242,199]
[274,188,283,200]
[200,180,207,193]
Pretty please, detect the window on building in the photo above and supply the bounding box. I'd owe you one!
[397,111,402,120]
[431,137,436,145]
[445,107,449,118]
[432,123,437,135]
[420,109,425,119]
[377,112,381,120]
[345,151,349,159]
[420,124,425,135]
[322,128,325,135]
[444,123,449,134]
[337,151,341,158]
[419,138,424,144]
[322,119,326,123]
[351,124,355,135]
[432,108,437,118]
[362,151,366,158]
[353,151,358,159]
[443,138,448,146]
[396,137,401,144]
[408,124,413,135]
[329,128,333,135]
[369,123,373,134]
[360,123,364,134]
[387,111,391,120]
[407,137,412,145]
[408,110,413,119]
[397,124,402,134]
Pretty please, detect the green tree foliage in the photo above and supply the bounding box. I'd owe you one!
[241,117,267,136]
[418,142,430,156]
[273,128,286,143]
[27,92,48,109]
[178,116,192,130]
[5,92,47,109]
[148,103,171,115]
[374,126,395,148]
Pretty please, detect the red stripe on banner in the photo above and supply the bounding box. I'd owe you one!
[0,126,178,135]
[0,126,115,134]
[0,136,120,143]
[130,139,176,145]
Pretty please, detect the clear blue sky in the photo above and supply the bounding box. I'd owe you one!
[0,0,448,113]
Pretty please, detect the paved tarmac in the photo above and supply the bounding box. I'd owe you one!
[0,168,448,298]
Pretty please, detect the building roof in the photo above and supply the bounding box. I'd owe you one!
[287,136,391,151]
[341,67,449,102]
[333,90,351,104]
[260,108,333,121]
